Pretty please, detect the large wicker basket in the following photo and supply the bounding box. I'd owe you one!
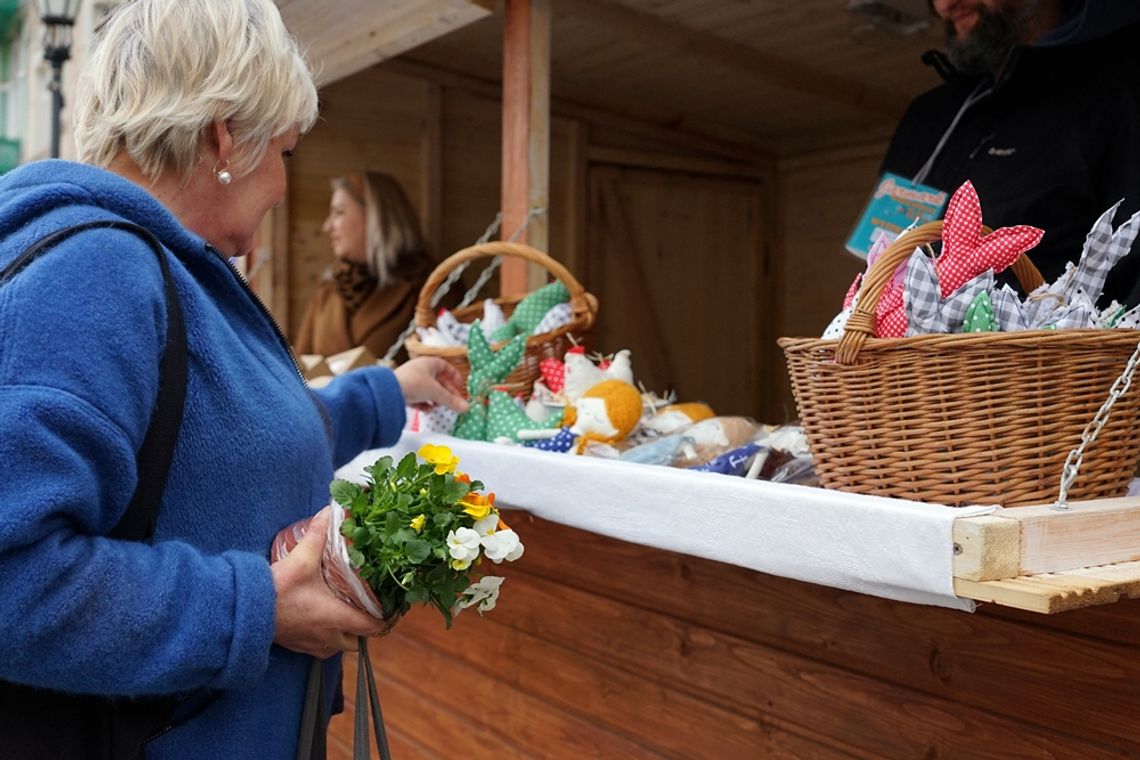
[405,241,598,396]
[779,221,1140,507]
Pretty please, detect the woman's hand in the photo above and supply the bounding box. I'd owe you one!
[271,509,386,659]
[394,356,469,413]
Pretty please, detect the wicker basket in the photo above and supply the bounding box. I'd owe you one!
[779,221,1140,507]
[405,241,598,396]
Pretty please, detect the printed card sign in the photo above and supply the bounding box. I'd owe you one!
[846,172,948,259]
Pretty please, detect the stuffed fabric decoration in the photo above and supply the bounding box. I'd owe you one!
[1043,296,1095,330]
[829,221,919,339]
[1024,203,1140,328]
[490,281,570,341]
[875,181,1043,337]
[563,348,634,404]
[685,416,759,450]
[570,379,642,453]
[524,426,578,453]
[485,390,564,443]
[1115,304,1140,329]
[822,295,857,340]
[643,402,716,435]
[962,291,997,333]
[990,284,1029,332]
[416,300,508,348]
[452,320,528,440]
[453,399,487,441]
[528,377,562,406]
[480,299,508,337]
[406,405,458,435]
[533,302,574,335]
[539,357,565,394]
[904,251,994,336]
[464,320,528,398]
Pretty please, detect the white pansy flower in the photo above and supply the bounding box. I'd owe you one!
[472,513,499,537]
[480,529,524,563]
[453,576,505,616]
[446,527,481,561]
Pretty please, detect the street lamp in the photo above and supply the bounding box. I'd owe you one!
[38,0,82,159]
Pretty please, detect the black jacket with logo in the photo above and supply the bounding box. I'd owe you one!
[881,18,1140,305]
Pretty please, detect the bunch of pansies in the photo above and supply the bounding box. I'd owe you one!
[272,444,523,628]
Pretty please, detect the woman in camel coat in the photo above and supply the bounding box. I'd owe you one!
[294,171,433,361]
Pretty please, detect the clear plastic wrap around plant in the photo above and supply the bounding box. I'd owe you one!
[272,446,523,629]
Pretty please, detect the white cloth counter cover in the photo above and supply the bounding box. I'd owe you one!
[338,432,996,611]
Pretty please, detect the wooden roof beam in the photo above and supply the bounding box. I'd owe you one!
[279,0,493,87]
[559,0,910,118]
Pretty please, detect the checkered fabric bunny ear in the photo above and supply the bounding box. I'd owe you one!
[904,248,995,336]
[937,181,1044,296]
[1043,297,1095,330]
[991,284,1028,332]
[1057,202,1140,307]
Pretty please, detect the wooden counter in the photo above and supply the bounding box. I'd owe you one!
[330,509,1140,758]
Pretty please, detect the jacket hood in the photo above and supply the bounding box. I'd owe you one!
[1038,0,1140,46]
[0,159,206,257]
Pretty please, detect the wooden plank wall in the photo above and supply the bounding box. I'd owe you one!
[282,60,892,421]
[770,143,887,420]
[329,511,1140,759]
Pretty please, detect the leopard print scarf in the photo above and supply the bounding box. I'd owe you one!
[331,259,377,314]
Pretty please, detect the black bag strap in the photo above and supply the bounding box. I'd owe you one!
[356,637,392,760]
[0,220,189,760]
[295,659,329,760]
[0,219,187,541]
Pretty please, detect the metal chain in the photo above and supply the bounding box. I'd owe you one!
[455,206,546,310]
[381,207,546,361]
[1053,337,1140,510]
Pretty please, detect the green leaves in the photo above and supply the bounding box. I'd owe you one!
[336,452,487,625]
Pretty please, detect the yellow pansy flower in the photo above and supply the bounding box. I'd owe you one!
[418,443,459,474]
[409,514,426,532]
[459,491,496,520]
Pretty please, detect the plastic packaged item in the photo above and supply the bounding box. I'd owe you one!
[691,443,762,476]
[769,455,818,487]
[620,433,691,466]
[271,507,398,628]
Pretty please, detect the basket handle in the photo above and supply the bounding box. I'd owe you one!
[414,241,597,331]
[835,220,1045,365]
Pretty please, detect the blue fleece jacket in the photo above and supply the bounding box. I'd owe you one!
[0,160,406,758]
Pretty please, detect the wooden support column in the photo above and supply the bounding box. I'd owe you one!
[501,0,550,296]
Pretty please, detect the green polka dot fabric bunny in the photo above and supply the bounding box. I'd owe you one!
[490,281,570,342]
[453,320,528,441]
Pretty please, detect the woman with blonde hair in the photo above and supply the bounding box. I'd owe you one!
[295,170,434,361]
[0,1,465,758]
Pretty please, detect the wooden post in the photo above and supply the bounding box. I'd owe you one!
[501,0,550,296]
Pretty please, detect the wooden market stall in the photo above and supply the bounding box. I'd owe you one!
[266,1,1140,757]
[325,439,1140,758]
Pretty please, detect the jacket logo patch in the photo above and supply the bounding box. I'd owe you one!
[987,147,1017,157]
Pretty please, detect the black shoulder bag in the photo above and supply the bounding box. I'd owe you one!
[0,220,191,760]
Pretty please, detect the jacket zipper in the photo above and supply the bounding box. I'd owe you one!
[206,243,307,385]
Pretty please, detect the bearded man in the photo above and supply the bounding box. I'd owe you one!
[874,0,1140,304]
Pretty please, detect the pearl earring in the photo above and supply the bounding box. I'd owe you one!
[213,159,232,185]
